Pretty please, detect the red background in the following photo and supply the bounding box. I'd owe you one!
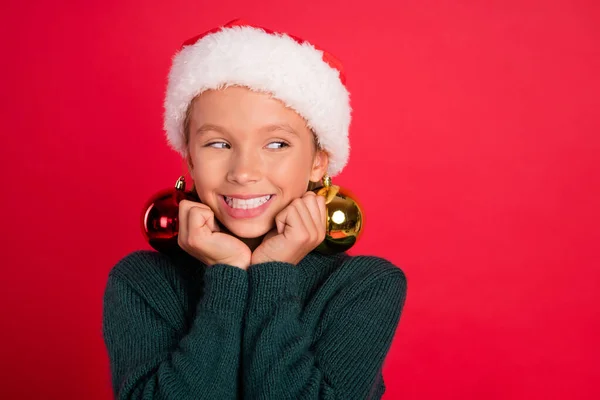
[1,0,599,399]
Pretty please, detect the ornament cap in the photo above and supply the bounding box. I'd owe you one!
[174,176,186,191]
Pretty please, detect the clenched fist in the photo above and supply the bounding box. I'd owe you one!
[251,191,326,266]
[177,199,251,270]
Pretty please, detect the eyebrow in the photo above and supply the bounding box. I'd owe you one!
[263,123,299,137]
[195,123,299,136]
[195,124,229,135]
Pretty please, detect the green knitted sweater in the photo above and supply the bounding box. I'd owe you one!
[102,247,407,399]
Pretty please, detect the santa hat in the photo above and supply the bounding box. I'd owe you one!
[163,19,351,177]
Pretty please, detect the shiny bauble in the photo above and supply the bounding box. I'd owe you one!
[312,184,363,255]
[141,177,196,253]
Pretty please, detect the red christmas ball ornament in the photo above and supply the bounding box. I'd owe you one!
[141,176,196,252]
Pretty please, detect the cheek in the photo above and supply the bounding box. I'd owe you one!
[269,155,312,194]
[189,161,222,197]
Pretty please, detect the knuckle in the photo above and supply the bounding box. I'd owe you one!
[318,231,326,243]
[187,234,200,249]
[192,204,212,215]
[298,230,310,242]
[193,202,208,211]
[188,207,206,222]
[311,231,320,243]
[179,199,192,212]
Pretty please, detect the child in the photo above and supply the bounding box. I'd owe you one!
[103,19,407,399]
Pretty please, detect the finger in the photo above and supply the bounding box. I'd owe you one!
[316,194,327,234]
[177,199,193,245]
[188,206,218,237]
[276,201,305,239]
[305,193,326,243]
[309,194,326,242]
[179,199,211,216]
[274,206,289,234]
[302,192,325,233]
[184,207,215,253]
[178,200,214,238]
[309,191,327,225]
[291,198,318,241]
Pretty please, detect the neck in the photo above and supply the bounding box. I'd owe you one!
[240,236,265,252]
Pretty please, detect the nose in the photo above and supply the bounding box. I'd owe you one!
[227,147,263,185]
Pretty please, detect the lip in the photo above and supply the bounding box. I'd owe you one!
[219,194,275,219]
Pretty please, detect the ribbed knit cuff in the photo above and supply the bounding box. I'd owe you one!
[199,264,248,314]
[247,262,299,314]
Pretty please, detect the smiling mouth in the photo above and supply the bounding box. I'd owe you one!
[222,195,274,210]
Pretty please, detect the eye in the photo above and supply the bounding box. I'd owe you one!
[265,141,289,150]
[206,141,230,149]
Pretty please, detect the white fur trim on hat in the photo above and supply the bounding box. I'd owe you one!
[163,24,351,177]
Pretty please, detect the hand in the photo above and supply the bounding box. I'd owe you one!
[177,199,251,270]
[251,192,326,266]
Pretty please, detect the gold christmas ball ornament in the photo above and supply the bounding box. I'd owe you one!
[312,175,364,255]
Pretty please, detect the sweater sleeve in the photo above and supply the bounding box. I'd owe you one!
[241,258,407,400]
[102,262,248,400]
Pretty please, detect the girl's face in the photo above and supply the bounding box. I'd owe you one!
[186,86,329,239]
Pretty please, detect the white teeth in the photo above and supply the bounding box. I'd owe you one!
[224,195,272,209]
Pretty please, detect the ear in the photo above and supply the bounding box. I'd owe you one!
[185,151,194,171]
[309,149,329,182]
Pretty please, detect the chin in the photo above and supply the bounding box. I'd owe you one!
[221,218,273,239]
